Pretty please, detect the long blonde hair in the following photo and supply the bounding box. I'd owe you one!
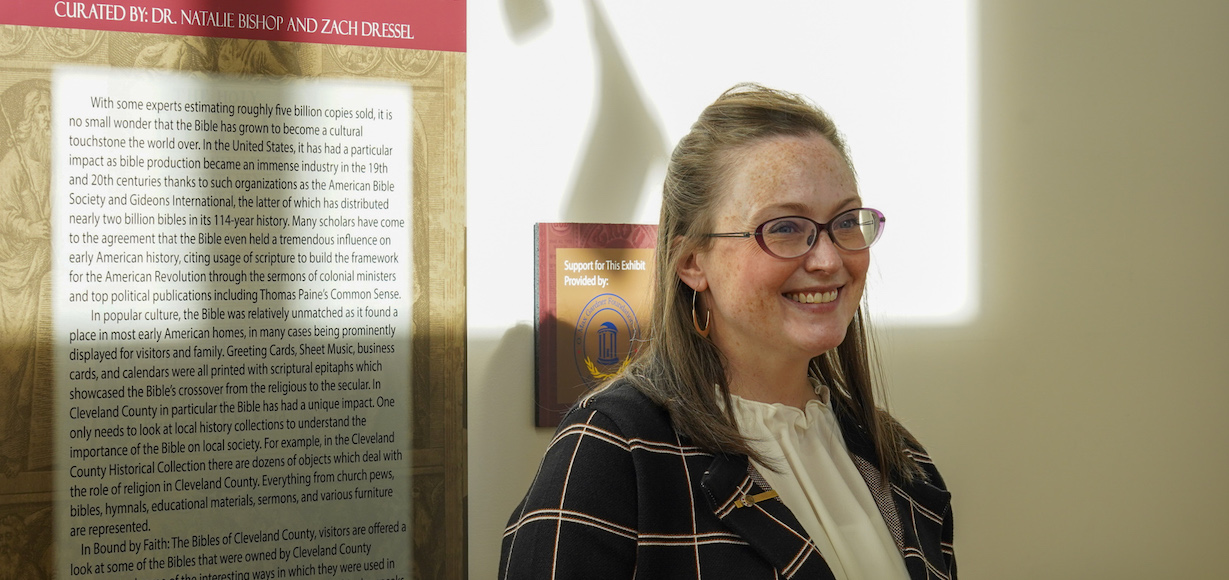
[619,83,924,482]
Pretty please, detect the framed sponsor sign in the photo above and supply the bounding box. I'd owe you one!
[533,223,656,427]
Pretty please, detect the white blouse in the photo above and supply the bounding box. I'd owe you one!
[728,385,909,580]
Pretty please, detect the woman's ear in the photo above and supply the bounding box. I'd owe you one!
[675,236,708,293]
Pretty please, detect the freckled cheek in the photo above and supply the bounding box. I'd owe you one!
[844,254,871,285]
[711,269,785,324]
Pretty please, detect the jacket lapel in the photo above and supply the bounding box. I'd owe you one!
[843,425,955,580]
[695,410,954,580]
[889,465,954,579]
[700,452,837,579]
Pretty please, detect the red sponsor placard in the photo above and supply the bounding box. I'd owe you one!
[0,0,464,51]
[535,223,657,427]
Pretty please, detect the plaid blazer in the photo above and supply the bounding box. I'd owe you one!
[500,381,956,579]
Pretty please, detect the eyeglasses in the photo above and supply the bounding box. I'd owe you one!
[706,207,886,259]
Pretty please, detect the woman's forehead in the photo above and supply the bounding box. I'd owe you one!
[714,134,858,220]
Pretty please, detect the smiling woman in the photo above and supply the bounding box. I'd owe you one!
[500,84,956,579]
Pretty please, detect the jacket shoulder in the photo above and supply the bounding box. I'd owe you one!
[568,380,674,437]
[500,382,676,578]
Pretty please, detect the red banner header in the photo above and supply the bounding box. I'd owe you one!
[1,0,465,52]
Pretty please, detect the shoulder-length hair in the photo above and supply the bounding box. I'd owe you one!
[617,83,924,482]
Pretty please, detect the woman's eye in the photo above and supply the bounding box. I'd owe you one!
[834,211,872,230]
[766,219,804,235]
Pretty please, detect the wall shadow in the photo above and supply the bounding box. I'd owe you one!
[561,0,666,224]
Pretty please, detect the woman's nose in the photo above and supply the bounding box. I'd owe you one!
[803,230,843,272]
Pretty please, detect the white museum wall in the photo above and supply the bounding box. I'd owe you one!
[467,0,1229,578]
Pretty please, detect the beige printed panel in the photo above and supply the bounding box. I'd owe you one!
[0,24,466,580]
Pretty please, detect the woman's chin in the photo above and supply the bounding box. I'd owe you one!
[783,333,847,360]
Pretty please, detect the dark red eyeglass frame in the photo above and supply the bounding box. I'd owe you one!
[706,207,886,258]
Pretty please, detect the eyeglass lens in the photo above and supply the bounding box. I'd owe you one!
[759,208,882,258]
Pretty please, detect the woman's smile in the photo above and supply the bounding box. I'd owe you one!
[784,289,840,305]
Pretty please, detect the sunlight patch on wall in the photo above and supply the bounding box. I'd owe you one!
[601,0,978,326]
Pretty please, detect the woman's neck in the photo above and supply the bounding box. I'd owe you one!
[723,354,816,409]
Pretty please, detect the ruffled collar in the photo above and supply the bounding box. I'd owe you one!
[725,378,833,431]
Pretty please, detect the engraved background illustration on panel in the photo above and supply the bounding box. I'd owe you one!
[1,23,68,580]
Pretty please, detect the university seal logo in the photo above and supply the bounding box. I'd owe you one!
[573,293,640,384]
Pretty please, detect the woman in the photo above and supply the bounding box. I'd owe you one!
[501,84,955,579]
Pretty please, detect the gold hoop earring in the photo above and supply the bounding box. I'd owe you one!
[691,290,711,338]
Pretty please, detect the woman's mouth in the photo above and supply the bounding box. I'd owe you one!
[785,290,838,304]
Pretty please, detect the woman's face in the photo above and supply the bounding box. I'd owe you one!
[683,133,869,367]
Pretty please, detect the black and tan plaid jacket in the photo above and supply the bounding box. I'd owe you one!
[500,381,956,579]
